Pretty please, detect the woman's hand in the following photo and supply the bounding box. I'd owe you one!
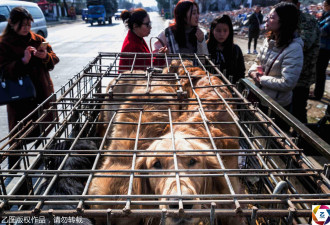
[158,46,169,54]
[195,27,204,43]
[249,71,262,83]
[21,46,37,64]
[34,47,48,59]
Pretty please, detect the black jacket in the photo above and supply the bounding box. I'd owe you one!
[248,12,263,32]
[211,44,245,84]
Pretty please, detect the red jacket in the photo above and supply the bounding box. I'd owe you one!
[118,30,151,72]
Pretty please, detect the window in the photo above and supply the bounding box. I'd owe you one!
[25,6,43,19]
[0,6,10,19]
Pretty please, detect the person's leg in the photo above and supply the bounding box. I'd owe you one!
[292,86,309,123]
[248,34,252,54]
[253,33,259,54]
[314,48,330,99]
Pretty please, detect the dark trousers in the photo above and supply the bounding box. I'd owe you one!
[314,48,330,99]
[248,31,259,51]
[292,86,309,123]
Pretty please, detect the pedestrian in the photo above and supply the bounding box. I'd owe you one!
[283,0,320,124]
[118,8,152,72]
[248,2,303,131]
[310,0,330,101]
[153,0,208,55]
[0,7,59,169]
[207,15,245,84]
[247,5,263,54]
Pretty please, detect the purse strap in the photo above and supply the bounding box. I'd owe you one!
[149,37,165,53]
[265,47,285,75]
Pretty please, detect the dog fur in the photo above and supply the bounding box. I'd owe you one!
[90,63,244,224]
[33,140,97,225]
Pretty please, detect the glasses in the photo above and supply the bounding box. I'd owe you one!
[142,21,152,28]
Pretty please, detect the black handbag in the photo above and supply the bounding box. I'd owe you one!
[0,70,36,105]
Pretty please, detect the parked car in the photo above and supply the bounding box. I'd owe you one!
[114,8,124,20]
[82,8,88,22]
[114,12,121,20]
[0,0,48,38]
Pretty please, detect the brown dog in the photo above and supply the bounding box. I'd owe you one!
[133,73,243,224]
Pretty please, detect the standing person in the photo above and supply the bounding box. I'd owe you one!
[207,15,245,84]
[283,0,320,123]
[311,0,330,100]
[0,7,59,169]
[247,5,263,54]
[248,2,303,131]
[153,0,208,55]
[118,8,152,72]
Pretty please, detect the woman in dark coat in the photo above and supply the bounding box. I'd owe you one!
[0,7,59,168]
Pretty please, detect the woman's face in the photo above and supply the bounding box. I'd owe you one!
[213,23,230,44]
[13,19,31,36]
[134,15,151,38]
[265,9,280,33]
[185,5,199,27]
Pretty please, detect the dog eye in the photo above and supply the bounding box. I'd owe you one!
[188,158,197,166]
[153,160,162,169]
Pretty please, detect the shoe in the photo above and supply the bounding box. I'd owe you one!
[247,50,251,54]
[253,50,258,54]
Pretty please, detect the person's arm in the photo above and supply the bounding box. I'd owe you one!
[153,30,167,53]
[197,39,209,55]
[0,42,29,79]
[33,35,59,71]
[41,42,59,71]
[260,44,303,91]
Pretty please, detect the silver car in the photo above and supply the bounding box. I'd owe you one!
[0,0,48,38]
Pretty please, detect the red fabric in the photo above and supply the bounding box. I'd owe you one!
[118,30,151,72]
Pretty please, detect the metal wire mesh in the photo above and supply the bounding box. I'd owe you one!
[0,52,329,225]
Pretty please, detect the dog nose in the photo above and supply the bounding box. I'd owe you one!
[168,201,193,210]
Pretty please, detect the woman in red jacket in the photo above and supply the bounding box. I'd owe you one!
[118,8,152,72]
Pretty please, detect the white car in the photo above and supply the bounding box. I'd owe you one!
[0,0,48,38]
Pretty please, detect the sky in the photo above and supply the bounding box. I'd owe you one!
[134,0,158,7]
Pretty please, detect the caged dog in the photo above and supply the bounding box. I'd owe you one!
[89,64,244,224]
[89,72,183,224]
[132,73,244,225]
[32,140,97,225]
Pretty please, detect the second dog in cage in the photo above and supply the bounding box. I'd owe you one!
[31,140,97,225]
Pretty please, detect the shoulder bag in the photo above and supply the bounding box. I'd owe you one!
[0,69,36,105]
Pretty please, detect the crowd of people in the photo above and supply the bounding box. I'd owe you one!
[119,0,329,131]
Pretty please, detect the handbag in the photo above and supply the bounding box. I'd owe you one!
[0,70,36,105]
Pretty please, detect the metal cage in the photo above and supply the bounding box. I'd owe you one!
[0,52,329,225]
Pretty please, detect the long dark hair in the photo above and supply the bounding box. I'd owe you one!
[171,0,199,48]
[1,7,33,37]
[268,2,299,47]
[207,15,234,56]
[121,8,148,31]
